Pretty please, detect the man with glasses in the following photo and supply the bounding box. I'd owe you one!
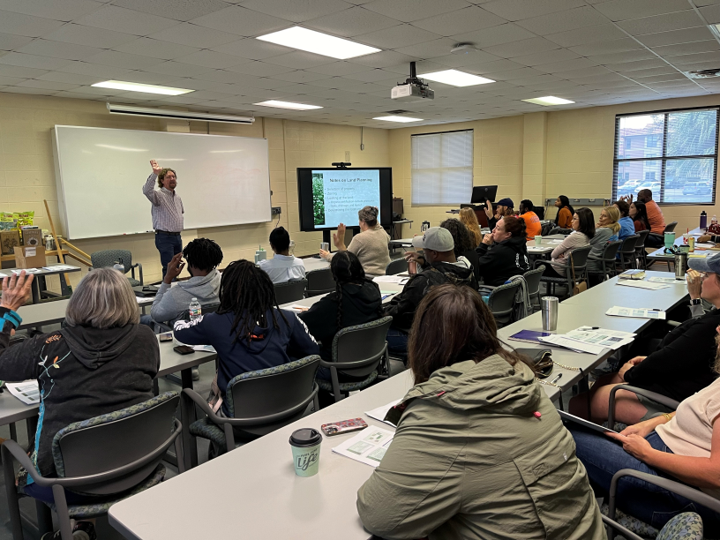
[144,159,184,278]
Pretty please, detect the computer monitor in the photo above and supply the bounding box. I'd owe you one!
[471,185,498,204]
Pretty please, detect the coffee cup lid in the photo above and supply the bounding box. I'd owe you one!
[290,428,322,447]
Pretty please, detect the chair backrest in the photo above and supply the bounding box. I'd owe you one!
[227,355,320,429]
[540,221,554,236]
[664,221,678,233]
[273,279,307,305]
[90,249,133,273]
[634,229,650,249]
[386,258,408,275]
[601,240,623,261]
[568,245,592,269]
[656,512,704,540]
[549,227,571,235]
[53,392,179,495]
[522,266,545,297]
[332,316,393,378]
[488,280,522,326]
[306,268,335,297]
[620,234,640,254]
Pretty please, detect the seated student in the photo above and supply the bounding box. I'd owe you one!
[476,216,530,286]
[554,195,574,229]
[173,260,319,416]
[519,199,542,240]
[357,284,605,540]
[257,226,306,284]
[614,200,636,240]
[483,197,514,230]
[408,219,479,282]
[538,207,594,278]
[459,207,483,247]
[570,334,720,535]
[298,251,381,374]
[0,269,159,540]
[630,201,651,233]
[319,206,391,277]
[587,206,620,276]
[569,256,720,425]
[624,190,665,247]
[384,227,477,355]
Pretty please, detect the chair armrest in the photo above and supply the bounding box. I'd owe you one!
[666,320,681,328]
[608,384,679,427]
[1,440,45,484]
[600,515,643,540]
[137,263,143,286]
[182,388,218,422]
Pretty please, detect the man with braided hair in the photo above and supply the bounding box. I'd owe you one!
[173,260,319,415]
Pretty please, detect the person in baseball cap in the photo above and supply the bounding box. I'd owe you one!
[484,197,515,230]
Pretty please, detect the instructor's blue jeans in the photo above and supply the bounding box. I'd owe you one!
[155,232,182,278]
[570,426,720,534]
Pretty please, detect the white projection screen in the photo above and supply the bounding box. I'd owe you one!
[52,125,271,240]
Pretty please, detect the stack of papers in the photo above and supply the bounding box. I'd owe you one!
[616,280,670,290]
[11,268,40,274]
[6,380,40,405]
[539,326,636,355]
[365,399,401,427]
[43,265,76,271]
[332,426,394,467]
[647,276,683,284]
[606,306,666,320]
[373,275,409,285]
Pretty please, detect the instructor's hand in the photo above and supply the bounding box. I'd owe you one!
[164,253,185,284]
[150,160,162,176]
[0,271,34,311]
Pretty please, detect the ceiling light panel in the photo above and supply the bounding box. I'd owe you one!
[254,100,322,110]
[522,96,575,106]
[373,116,423,123]
[91,80,194,95]
[419,69,495,87]
[256,26,380,59]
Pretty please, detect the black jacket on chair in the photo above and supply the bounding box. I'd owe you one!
[624,308,720,402]
[475,236,530,287]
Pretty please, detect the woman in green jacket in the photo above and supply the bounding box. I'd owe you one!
[356,284,604,540]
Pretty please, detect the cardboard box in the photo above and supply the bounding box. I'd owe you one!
[14,246,46,269]
[21,228,43,248]
[0,230,20,255]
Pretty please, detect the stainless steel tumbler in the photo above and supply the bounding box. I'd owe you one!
[541,296,559,331]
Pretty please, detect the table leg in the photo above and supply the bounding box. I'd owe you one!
[180,368,198,470]
[30,279,40,304]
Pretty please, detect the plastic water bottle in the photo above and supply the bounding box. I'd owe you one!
[188,298,202,321]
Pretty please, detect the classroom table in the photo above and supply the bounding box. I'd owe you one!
[302,257,331,272]
[0,265,81,304]
[526,234,567,255]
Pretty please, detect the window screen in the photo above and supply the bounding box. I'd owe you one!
[412,130,473,205]
[613,108,718,204]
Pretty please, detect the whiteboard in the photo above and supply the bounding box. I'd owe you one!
[52,125,271,240]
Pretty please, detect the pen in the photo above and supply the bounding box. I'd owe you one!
[550,374,562,384]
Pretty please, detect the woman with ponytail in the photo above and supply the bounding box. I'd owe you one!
[299,251,382,379]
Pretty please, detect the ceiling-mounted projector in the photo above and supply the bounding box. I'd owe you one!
[391,62,434,102]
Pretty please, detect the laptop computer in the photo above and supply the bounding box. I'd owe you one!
[471,185,498,204]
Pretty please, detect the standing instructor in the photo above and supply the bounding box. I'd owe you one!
[143,160,184,277]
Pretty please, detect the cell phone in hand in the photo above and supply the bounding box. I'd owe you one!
[173,345,195,355]
[321,418,368,436]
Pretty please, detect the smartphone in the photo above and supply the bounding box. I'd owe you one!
[173,345,195,355]
[159,332,173,342]
[320,418,368,436]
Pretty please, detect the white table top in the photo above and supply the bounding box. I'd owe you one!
[302,257,331,272]
[0,264,81,277]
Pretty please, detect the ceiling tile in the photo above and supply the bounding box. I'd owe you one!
[355,24,442,49]
[461,58,527,74]
[0,75,25,85]
[113,38,201,60]
[304,6,400,37]
[175,50,253,69]
[240,0,350,23]
[16,39,102,61]
[617,10,703,35]
[516,6,608,35]
[511,48,581,67]
[546,24,628,47]
[346,50,416,68]
[631,72,691,83]
[151,23,241,48]
[482,0,585,21]
[111,0,230,21]
[452,23,536,47]
[270,70,334,83]
[85,50,164,70]
[0,32,33,51]
[616,65,679,78]
[486,67,546,81]
[308,60,389,75]
[605,58,669,72]
[263,51,337,69]
[305,75,366,89]
[191,6,291,37]
[585,49,657,64]
[363,0,471,23]
[483,37,560,58]
[0,10,65,37]
[699,4,720,23]
[571,38,645,56]
[638,27,714,48]
[55,60,134,79]
[0,64,48,78]
[0,52,70,70]
[593,0,692,21]
[654,40,720,58]
[43,24,139,49]
[393,38,459,59]
[16,79,79,91]
[536,57,603,73]
[212,39,288,60]
[342,68,396,82]
[75,5,180,35]
[37,71,99,85]
[413,6,507,36]
[419,51,502,69]
[227,61,295,76]
[116,71,190,85]
[191,70,247,84]
[664,51,720,67]
[150,60,216,76]
[0,0,103,21]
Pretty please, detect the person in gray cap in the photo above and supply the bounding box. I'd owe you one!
[569,254,720,427]
[483,197,514,230]
[383,227,478,355]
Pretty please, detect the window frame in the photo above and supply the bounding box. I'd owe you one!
[612,106,719,206]
[411,129,474,206]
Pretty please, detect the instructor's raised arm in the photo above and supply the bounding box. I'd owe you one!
[143,160,162,204]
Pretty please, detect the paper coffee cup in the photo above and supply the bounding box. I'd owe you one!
[534,235,542,246]
[289,428,322,477]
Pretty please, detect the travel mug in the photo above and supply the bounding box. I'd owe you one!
[541,296,559,331]
[289,428,322,477]
[534,235,542,246]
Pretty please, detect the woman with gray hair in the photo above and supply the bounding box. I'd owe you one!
[320,205,391,276]
[0,268,159,539]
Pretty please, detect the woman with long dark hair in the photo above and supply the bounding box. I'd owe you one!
[554,195,574,228]
[299,251,382,377]
[357,284,604,540]
[174,259,319,415]
[630,201,651,232]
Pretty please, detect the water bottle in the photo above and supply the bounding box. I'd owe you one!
[700,211,707,230]
[541,296,558,331]
[188,298,202,321]
[113,258,124,273]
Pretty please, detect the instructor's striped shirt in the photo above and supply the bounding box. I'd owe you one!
[143,174,184,232]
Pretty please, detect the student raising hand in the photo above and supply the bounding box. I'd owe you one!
[0,271,34,312]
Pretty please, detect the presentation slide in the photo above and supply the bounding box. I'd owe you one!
[312,169,380,229]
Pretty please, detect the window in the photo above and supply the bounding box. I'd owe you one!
[613,108,718,204]
[412,130,473,205]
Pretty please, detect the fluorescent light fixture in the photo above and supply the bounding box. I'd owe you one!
[419,69,495,87]
[710,23,720,39]
[257,27,380,59]
[92,80,194,96]
[373,116,423,123]
[522,96,575,106]
[254,100,322,110]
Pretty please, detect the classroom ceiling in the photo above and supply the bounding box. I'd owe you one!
[0,0,719,128]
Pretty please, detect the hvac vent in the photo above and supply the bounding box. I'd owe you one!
[686,69,720,79]
[386,109,412,114]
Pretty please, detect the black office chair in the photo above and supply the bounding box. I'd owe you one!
[2,392,182,540]
[385,258,408,275]
[540,221,554,236]
[664,221,678,233]
[306,268,335,297]
[487,280,522,328]
[185,355,321,461]
[536,245,592,299]
[633,229,650,270]
[602,512,703,540]
[90,249,143,286]
[318,317,393,403]
[588,240,622,283]
[617,235,640,272]
[522,266,545,312]
[274,279,307,305]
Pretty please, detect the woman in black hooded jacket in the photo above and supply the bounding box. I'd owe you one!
[476,215,530,286]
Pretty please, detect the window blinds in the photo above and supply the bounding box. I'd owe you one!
[412,130,473,205]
